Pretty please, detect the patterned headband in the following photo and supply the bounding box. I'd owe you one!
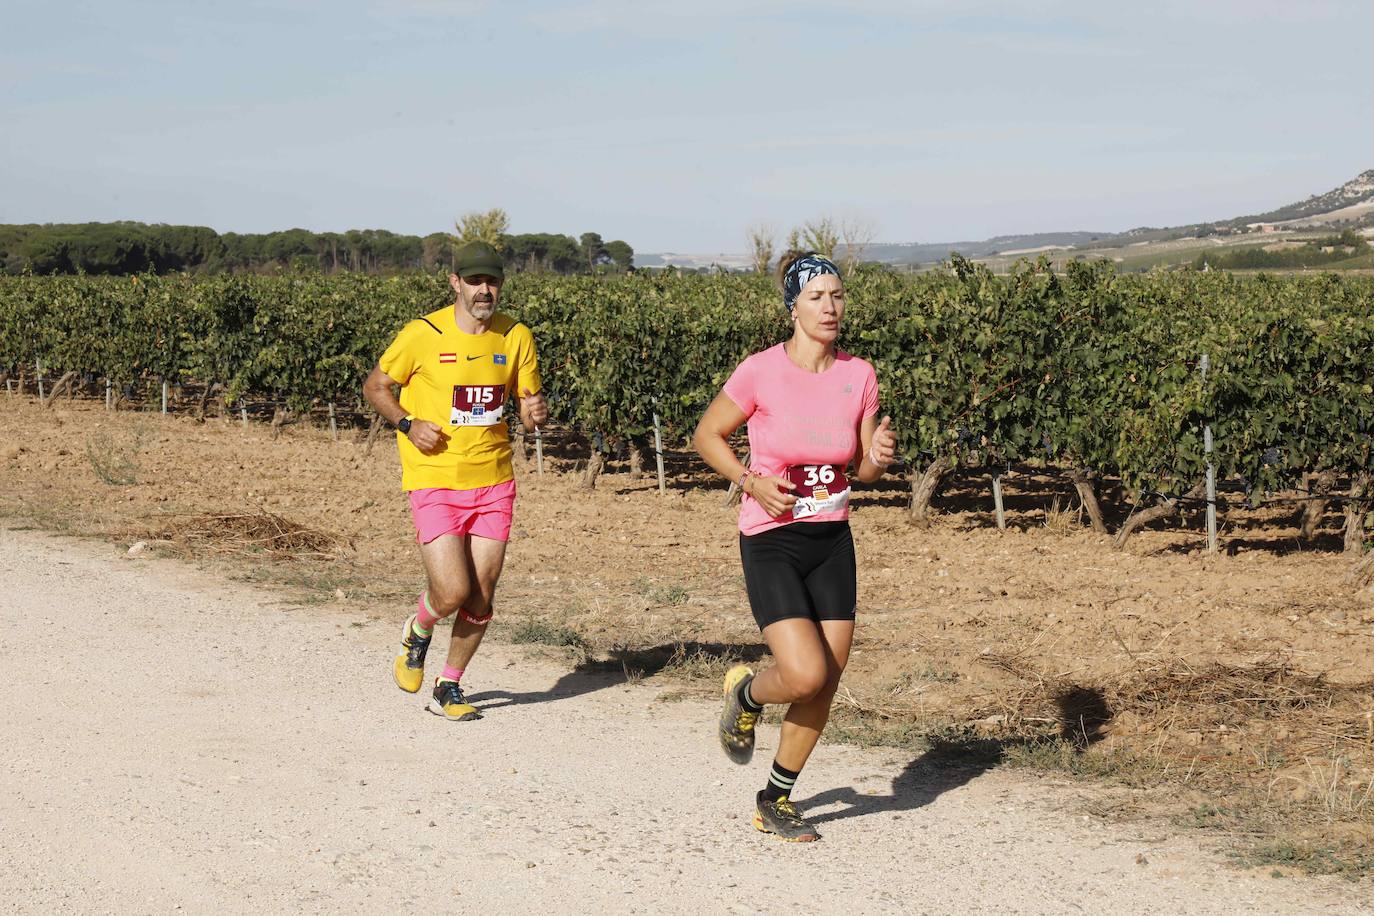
[782,254,842,312]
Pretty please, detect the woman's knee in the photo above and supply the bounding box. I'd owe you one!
[777,664,829,703]
[814,671,843,705]
[825,655,849,688]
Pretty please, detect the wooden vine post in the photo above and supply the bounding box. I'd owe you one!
[1201,353,1217,554]
[990,469,1007,531]
[652,401,666,495]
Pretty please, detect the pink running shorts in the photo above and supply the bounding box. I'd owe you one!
[409,481,516,544]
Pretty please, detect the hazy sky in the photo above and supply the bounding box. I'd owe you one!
[3,0,1371,251]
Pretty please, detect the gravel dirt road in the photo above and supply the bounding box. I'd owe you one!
[1,525,1367,915]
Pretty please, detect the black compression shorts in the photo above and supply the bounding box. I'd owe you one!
[739,520,857,630]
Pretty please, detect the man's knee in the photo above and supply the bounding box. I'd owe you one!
[429,583,471,615]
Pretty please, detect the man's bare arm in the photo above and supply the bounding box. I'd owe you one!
[362,364,447,455]
[362,365,408,426]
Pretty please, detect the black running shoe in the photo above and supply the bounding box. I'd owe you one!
[392,614,431,694]
[718,664,758,764]
[753,791,821,842]
[428,678,482,721]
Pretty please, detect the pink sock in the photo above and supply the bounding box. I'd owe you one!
[439,665,464,684]
[416,591,440,631]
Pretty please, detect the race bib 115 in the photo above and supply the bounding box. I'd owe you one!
[450,383,506,426]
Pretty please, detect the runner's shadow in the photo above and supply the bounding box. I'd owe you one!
[465,641,770,710]
[464,665,624,711]
[807,687,1112,825]
[802,740,1006,826]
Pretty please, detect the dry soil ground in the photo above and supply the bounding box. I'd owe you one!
[1,526,1370,914]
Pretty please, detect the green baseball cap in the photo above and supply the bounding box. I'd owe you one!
[453,241,505,280]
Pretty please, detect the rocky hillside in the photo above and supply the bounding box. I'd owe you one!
[1227,169,1374,227]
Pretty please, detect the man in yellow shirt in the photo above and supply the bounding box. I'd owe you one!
[363,241,547,721]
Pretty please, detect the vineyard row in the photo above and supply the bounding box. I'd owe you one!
[2,260,1372,548]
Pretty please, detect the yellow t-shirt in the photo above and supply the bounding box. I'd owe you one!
[378,307,541,491]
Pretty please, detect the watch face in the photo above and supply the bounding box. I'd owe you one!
[398,418,411,434]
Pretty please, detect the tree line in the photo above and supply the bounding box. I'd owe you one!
[0,215,634,277]
[1191,230,1369,271]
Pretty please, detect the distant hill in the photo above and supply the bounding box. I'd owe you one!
[861,232,1109,266]
[639,233,1113,270]
[635,251,753,271]
[643,169,1374,270]
[911,169,1374,265]
[1223,169,1374,228]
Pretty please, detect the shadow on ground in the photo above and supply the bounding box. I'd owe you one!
[467,640,769,711]
[465,665,625,711]
[806,685,1112,826]
[803,741,1006,827]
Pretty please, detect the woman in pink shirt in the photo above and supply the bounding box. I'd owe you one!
[693,251,897,842]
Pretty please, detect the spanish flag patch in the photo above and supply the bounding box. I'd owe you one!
[438,353,457,363]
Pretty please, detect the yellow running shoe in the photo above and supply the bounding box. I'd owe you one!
[719,664,758,764]
[392,614,431,694]
[427,678,482,721]
[753,792,821,842]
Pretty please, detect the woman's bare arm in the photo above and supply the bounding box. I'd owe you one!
[693,392,797,517]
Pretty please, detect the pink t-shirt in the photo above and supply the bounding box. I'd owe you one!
[724,343,880,536]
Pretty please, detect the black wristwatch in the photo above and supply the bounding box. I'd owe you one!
[397,415,413,435]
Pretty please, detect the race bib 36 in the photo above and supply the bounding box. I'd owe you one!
[786,464,850,519]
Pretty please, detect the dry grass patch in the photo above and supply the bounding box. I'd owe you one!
[656,642,743,679]
[156,511,352,560]
[974,652,1374,753]
[1042,495,1080,535]
[509,617,588,650]
[84,426,146,486]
